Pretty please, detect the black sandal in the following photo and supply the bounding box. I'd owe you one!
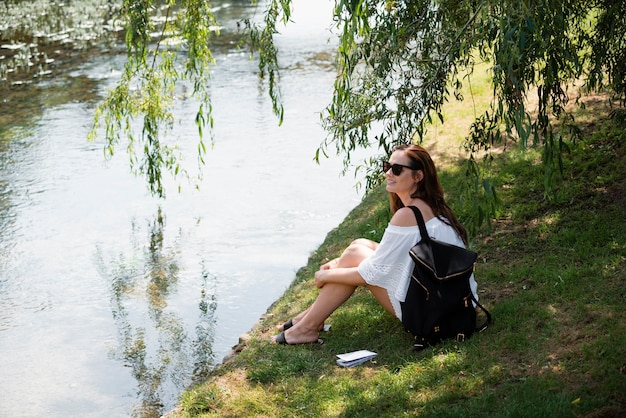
[280,319,330,332]
[274,332,323,345]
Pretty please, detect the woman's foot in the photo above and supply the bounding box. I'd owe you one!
[276,319,330,332]
[272,320,324,345]
[272,331,323,345]
[277,319,294,331]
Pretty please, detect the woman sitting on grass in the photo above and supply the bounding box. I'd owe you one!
[272,143,478,345]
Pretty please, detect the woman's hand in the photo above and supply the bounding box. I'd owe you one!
[314,268,328,288]
[320,258,338,270]
[314,260,366,289]
[316,258,338,288]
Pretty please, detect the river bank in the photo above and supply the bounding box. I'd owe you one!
[167,92,626,417]
[0,2,369,416]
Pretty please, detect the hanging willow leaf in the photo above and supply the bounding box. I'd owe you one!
[92,0,626,234]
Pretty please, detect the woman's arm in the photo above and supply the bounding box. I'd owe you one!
[314,266,366,288]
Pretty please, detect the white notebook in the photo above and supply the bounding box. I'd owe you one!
[336,350,378,367]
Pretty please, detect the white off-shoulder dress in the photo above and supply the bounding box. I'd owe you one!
[357,217,479,321]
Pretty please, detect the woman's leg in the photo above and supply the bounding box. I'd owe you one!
[273,282,357,344]
[273,239,378,344]
[277,238,378,330]
[289,284,396,326]
[366,285,396,318]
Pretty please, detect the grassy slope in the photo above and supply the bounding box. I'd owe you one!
[171,70,626,417]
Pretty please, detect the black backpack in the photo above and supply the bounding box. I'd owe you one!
[400,206,492,351]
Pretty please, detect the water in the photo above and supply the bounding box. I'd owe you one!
[0,2,367,416]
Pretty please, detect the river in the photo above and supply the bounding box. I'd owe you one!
[0,1,367,416]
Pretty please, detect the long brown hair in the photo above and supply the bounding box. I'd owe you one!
[388,144,468,244]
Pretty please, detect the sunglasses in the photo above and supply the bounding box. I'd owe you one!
[382,160,417,176]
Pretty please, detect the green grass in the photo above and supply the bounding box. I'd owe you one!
[170,90,626,417]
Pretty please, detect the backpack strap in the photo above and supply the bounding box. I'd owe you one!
[407,205,430,241]
[469,292,493,332]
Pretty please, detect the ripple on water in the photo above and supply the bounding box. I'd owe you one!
[0,1,364,416]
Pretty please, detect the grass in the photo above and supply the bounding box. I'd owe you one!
[167,71,626,417]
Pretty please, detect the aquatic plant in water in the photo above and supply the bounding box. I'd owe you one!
[0,0,124,83]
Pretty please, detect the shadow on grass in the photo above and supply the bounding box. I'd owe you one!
[177,114,625,417]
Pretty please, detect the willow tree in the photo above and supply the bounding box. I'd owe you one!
[93,0,626,231]
[315,0,626,232]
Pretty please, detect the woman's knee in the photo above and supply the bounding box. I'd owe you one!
[344,238,378,257]
[348,238,378,252]
[343,242,366,258]
[338,239,376,265]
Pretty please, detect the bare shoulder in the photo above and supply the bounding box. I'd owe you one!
[390,207,418,227]
[390,203,435,226]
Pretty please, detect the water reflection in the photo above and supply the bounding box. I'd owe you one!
[95,208,217,417]
[0,1,354,415]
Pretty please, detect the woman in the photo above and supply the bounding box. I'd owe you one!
[272,143,478,345]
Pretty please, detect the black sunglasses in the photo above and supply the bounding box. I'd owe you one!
[382,160,417,176]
